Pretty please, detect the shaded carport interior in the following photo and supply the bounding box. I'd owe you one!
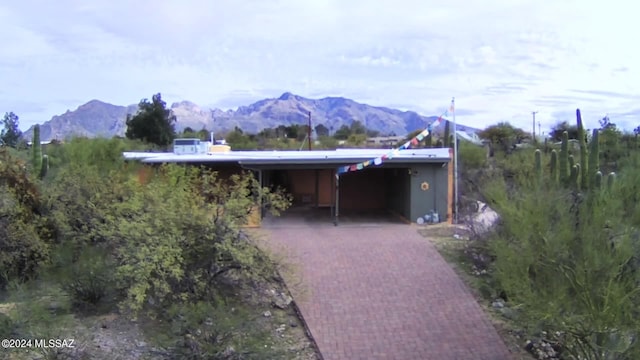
[257,166,409,226]
[237,149,452,226]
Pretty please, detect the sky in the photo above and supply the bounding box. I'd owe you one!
[1,0,639,134]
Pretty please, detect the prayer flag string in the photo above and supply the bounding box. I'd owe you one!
[337,108,449,175]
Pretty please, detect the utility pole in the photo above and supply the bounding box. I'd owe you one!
[532,111,538,143]
[538,121,541,138]
[308,111,312,150]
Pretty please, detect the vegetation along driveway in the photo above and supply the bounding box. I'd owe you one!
[264,222,513,360]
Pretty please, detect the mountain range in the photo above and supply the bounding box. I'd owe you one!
[24,92,480,141]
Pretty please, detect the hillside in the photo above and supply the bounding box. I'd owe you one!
[24,93,480,141]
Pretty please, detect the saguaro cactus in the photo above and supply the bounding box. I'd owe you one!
[443,120,450,148]
[571,163,581,189]
[559,131,569,183]
[607,172,616,190]
[535,149,542,183]
[30,124,48,179]
[577,109,589,189]
[588,129,600,184]
[550,150,558,184]
[594,171,603,189]
[568,154,575,171]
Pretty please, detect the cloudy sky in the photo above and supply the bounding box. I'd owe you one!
[1,0,638,133]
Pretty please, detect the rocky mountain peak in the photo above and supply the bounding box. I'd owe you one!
[23,92,480,141]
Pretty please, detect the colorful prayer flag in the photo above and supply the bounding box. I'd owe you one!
[336,103,449,176]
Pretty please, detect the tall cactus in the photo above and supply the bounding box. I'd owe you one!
[30,124,48,179]
[32,124,42,173]
[607,172,616,191]
[588,129,599,184]
[425,133,433,148]
[443,120,450,148]
[559,131,569,183]
[594,171,603,189]
[571,164,581,189]
[550,150,558,184]
[448,134,455,148]
[577,109,589,189]
[535,149,542,183]
[568,154,575,171]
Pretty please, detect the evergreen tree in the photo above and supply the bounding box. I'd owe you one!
[1,112,23,148]
[125,93,177,147]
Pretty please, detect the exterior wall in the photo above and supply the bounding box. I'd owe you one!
[408,163,451,223]
[386,168,411,219]
[317,169,335,207]
[287,170,316,204]
[339,167,387,210]
[271,169,334,207]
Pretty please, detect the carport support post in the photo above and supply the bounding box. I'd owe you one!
[334,173,340,226]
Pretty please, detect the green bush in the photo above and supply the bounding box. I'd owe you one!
[458,141,486,170]
[156,301,286,360]
[54,245,116,310]
[483,171,640,359]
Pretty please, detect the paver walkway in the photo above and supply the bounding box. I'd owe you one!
[264,221,513,360]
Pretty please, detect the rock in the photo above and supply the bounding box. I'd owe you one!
[263,311,272,317]
[221,346,236,358]
[468,202,499,234]
[289,321,298,328]
[273,292,293,309]
[499,307,517,320]
[276,324,286,333]
[453,234,462,239]
[491,299,505,309]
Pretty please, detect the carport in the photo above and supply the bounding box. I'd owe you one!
[126,148,453,226]
[236,148,453,226]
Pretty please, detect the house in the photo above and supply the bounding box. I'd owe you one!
[123,140,454,227]
[366,136,406,147]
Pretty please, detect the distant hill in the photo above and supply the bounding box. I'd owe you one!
[23,92,480,141]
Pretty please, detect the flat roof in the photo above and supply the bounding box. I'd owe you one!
[122,148,451,165]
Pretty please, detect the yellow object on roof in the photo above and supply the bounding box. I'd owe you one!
[209,145,231,153]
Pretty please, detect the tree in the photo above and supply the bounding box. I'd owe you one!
[125,93,177,147]
[478,122,528,152]
[549,121,578,141]
[1,112,22,148]
[333,125,351,140]
[350,120,366,135]
[314,124,329,137]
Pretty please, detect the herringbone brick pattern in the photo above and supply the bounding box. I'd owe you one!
[266,222,513,360]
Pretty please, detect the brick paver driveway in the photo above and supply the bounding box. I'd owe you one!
[264,221,513,360]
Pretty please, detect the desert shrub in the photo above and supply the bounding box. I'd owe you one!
[483,170,640,359]
[0,148,60,289]
[104,164,291,317]
[52,245,116,310]
[0,200,51,286]
[156,301,285,360]
[0,312,14,338]
[458,141,486,170]
[5,280,73,340]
